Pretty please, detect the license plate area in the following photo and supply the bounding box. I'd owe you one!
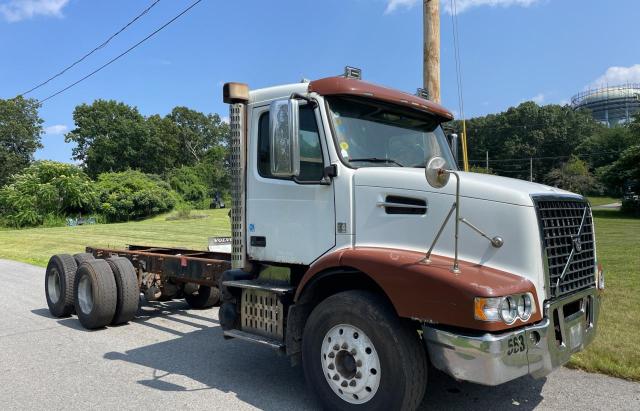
[569,322,583,350]
[550,293,592,350]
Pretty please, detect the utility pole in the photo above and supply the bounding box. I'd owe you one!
[423,0,440,103]
[530,157,533,182]
[485,151,489,172]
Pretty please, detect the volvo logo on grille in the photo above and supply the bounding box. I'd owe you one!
[573,237,583,253]
[556,206,589,294]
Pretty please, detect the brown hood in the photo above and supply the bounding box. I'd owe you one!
[296,247,541,332]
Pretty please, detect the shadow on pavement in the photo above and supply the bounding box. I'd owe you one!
[33,301,545,410]
[97,302,545,410]
[420,368,545,410]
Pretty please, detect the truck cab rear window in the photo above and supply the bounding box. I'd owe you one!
[258,106,324,181]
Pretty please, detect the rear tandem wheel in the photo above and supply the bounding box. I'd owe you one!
[74,259,118,329]
[45,254,78,318]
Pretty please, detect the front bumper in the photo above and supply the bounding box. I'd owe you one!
[422,287,600,386]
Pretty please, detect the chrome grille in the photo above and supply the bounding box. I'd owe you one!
[534,197,596,299]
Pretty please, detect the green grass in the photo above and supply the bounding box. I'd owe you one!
[587,196,620,206]
[567,208,640,381]
[1,206,638,381]
[0,209,230,267]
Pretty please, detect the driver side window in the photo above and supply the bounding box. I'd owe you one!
[257,105,324,181]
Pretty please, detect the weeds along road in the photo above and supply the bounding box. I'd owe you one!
[1,259,639,411]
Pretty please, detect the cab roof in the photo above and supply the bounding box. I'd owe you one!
[247,76,455,122]
[308,76,454,121]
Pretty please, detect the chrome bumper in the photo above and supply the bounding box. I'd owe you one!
[423,287,600,386]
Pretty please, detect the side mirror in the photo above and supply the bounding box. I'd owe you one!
[269,99,300,177]
[447,133,459,165]
[425,156,450,188]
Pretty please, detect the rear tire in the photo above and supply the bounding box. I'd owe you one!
[106,257,140,325]
[184,285,220,309]
[302,290,427,411]
[74,260,117,329]
[45,254,78,317]
[73,252,95,266]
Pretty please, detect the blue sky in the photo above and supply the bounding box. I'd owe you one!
[1,0,638,163]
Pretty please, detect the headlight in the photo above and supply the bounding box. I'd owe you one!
[516,294,533,321]
[499,296,518,324]
[475,293,536,325]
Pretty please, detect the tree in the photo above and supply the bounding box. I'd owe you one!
[167,166,209,207]
[65,101,230,179]
[0,161,97,227]
[0,96,43,187]
[167,107,229,165]
[451,102,602,181]
[96,170,177,222]
[545,157,598,195]
[597,145,640,195]
[65,100,157,178]
[576,126,639,170]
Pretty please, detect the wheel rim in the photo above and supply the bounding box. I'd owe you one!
[46,267,61,304]
[321,324,381,404]
[77,275,94,314]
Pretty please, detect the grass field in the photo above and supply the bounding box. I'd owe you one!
[567,208,640,381]
[587,196,620,207]
[0,209,230,266]
[1,206,638,381]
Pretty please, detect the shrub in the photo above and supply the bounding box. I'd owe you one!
[166,166,209,208]
[544,157,599,195]
[0,161,97,227]
[96,170,177,222]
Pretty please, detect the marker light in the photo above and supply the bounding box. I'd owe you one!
[596,262,605,290]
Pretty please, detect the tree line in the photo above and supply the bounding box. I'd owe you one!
[449,101,640,212]
[0,97,230,227]
[1,96,639,228]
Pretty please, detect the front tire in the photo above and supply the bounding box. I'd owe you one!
[302,290,427,411]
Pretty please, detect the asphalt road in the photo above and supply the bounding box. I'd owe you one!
[1,259,639,410]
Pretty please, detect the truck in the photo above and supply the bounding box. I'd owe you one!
[44,67,604,410]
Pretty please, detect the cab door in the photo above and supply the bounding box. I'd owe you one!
[246,102,335,265]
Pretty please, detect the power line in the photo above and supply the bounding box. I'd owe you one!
[20,0,162,96]
[468,149,628,166]
[449,0,469,171]
[39,0,203,104]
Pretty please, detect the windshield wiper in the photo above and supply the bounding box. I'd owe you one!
[349,158,405,167]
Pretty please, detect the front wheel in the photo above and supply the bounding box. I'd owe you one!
[302,290,427,411]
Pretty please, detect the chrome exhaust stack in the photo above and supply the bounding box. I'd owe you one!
[224,82,250,271]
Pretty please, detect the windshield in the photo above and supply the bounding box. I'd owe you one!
[326,96,456,169]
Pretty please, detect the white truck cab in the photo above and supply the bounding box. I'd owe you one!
[217,68,604,410]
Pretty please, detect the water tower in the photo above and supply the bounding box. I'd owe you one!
[571,84,640,127]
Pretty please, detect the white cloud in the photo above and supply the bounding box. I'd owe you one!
[590,64,640,88]
[443,0,542,14]
[44,124,68,135]
[530,93,545,104]
[0,0,69,23]
[384,0,543,14]
[385,0,418,14]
